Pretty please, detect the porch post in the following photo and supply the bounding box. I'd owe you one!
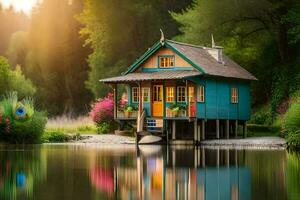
[113,84,117,119]
[216,119,220,139]
[138,83,142,115]
[226,120,229,139]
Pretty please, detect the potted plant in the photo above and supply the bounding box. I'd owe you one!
[168,103,180,117]
[124,104,134,118]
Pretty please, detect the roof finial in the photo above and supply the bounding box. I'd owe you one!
[211,34,215,48]
[160,29,165,45]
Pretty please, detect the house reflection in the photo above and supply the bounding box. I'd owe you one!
[114,147,251,200]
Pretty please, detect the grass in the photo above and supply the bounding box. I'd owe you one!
[246,124,282,137]
[45,115,97,134]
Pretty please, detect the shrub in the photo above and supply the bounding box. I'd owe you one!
[90,93,114,134]
[0,57,36,98]
[284,99,300,148]
[97,122,111,134]
[41,131,70,143]
[0,92,47,143]
[249,105,273,125]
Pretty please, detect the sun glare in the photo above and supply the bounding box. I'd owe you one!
[0,0,40,15]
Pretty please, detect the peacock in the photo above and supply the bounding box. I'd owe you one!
[0,92,47,143]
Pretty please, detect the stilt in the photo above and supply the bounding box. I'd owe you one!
[172,149,176,167]
[201,120,205,140]
[243,121,247,138]
[216,120,220,139]
[197,125,201,142]
[172,120,176,140]
[194,120,198,144]
[234,120,238,138]
[226,120,229,139]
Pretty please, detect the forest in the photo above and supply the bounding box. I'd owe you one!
[0,0,299,124]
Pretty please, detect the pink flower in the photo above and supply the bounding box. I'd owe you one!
[90,93,114,124]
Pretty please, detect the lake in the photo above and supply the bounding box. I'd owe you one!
[0,144,299,200]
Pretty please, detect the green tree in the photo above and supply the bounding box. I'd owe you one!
[0,56,35,98]
[78,0,192,97]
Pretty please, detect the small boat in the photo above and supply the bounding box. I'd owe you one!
[138,135,162,145]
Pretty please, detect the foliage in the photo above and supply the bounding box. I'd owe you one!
[0,56,35,98]
[90,93,114,134]
[97,122,111,134]
[78,0,193,98]
[90,93,114,124]
[172,0,300,114]
[0,92,47,143]
[249,105,273,125]
[284,99,300,148]
[41,131,70,143]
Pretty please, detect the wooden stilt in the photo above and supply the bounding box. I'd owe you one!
[201,147,205,167]
[197,125,201,142]
[235,120,238,138]
[226,149,229,167]
[201,120,205,140]
[243,121,247,138]
[172,120,176,140]
[226,120,229,139]
[216,120,220,139]
[194,120,198,144]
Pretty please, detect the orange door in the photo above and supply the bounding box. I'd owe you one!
[152,85,163,117]
[188,86,196,117]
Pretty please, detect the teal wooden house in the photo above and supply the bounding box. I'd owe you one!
[101,33,257,143]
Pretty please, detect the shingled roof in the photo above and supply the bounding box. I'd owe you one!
[100,38,257,83]
[100,70,201,83]
[166,40,257,81]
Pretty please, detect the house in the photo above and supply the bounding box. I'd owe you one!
[100,32,257,143]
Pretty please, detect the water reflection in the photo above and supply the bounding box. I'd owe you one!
[0,144,298,200]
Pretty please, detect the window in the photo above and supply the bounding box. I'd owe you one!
[142,87,150,102]
[197,85,205,102]
[177,86,186,102]
[166,87,175,102]
[188,86,195,102]
[159,56,174,68]
[132,87,139,103]
[231,88,238,103]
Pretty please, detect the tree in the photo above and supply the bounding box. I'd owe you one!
[78,0,193,97]
[172,0,300,111]
[0,56,36,98]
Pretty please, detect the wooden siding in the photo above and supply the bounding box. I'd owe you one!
[125,78,251,120]
[136,47,193,71]
[189,77,251,120]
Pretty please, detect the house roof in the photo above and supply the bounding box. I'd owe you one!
[166,40,257,81]
[121,39,257,81]
[100,70,202,83]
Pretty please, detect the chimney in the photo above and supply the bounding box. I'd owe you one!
[207,34,224,64]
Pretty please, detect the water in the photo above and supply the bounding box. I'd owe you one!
[0,144,299,200]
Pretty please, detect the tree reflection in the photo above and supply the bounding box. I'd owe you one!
[0,146,46,200]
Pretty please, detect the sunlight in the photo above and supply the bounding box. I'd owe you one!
[0,0,40,15]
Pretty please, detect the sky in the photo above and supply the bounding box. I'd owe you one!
[0,0,40,15]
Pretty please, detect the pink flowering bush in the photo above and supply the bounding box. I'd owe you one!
[90,93,114,133]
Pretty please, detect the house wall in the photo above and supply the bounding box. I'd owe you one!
[189,77,251,120]
[126,77,251,120]
[135,48,194,72]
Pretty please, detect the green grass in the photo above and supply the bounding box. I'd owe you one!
[45,116,98,134]
[246,124,282,137]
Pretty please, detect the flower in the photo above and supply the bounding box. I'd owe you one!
[90,93,114,124]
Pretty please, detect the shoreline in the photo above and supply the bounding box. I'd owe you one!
[61,134,287,149]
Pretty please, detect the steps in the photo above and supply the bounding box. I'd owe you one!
[146,118,163,133]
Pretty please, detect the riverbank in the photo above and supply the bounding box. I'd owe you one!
[200,137,286,148]
[64,134,286,148]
